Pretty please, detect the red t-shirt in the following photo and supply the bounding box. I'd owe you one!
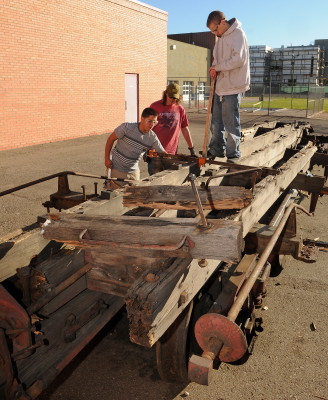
[150,100,189,154]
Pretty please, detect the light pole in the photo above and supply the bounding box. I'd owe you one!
[290,53,299,109]
[291,55,295,109]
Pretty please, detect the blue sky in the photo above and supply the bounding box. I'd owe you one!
[143,0,328,49]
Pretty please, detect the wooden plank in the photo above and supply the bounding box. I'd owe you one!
[41,214,243,262]
[16,290,124,387]
[0,229,62,282]
[125,257,221,347]
[85,252,173,297]
[284,148,328,168]
[237,144,317,236]
[123,185,253,210]
[240,124,297,158]
[39,276,87,316]
[210,254,258,315]
[87,276,130,298]
[238,127,302,168]
[245,223,301,256]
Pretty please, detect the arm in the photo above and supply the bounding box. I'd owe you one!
[181,126,193,148]
[104,131,118,168]
[209,41,219,78]
[182,127,196,156]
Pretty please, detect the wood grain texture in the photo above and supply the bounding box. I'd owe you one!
[123,185,253,210]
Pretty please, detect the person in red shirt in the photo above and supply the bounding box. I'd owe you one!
[148,83,196,175]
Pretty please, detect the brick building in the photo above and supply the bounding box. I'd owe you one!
[1,0,167,151]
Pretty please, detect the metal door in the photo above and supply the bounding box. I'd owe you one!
[125,74,138,122]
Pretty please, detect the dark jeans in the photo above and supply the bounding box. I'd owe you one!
[209,93,241,159]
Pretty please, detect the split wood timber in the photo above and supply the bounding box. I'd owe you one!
[235,144,317,236]
[41,214,243,262]
[245,223,306,259]
[123,185,253,210]
[0,121,313,282]
[125,257,223,347]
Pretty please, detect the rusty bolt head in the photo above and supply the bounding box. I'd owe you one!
[145,273,159,282]
[198,259,208,268]
[180,290,188,304]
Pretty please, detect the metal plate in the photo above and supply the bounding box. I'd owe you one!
[194,313,247,362]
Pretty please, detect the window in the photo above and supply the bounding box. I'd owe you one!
[182,81,193,101]
[197,82,205,101]
[183,81,193,96]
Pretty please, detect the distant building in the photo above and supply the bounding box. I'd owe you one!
[167,39,211,101]
[250,45,323,87]
[314,39,328,83]
[167,32,216,55]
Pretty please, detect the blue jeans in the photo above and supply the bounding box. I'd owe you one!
[209,93,241,159]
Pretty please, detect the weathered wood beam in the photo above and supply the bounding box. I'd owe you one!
[41,214,243,262]
[222,171,325,192]
[123,185,252,210]
[239,126,303,167]
[245,223,301,256]
[284,148,328,168]
[125,257,221,347]
[236,144,317,236]
[85,251,173,297]
[240,124,299,159]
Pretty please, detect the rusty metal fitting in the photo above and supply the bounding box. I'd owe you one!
[198,259,208,268]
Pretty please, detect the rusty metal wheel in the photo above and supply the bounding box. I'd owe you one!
[156,301,193,382]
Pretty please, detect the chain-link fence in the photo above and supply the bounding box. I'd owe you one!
[178,82,326,117]
[243,83,326,117]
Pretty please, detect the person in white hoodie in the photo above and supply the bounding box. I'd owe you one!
[207,10,250,163]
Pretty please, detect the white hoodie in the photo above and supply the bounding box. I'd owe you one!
[212,18,250,96]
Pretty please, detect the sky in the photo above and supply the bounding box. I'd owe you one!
[142,0,328,49]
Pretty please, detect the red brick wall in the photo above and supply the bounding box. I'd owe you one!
[0,0,168,150]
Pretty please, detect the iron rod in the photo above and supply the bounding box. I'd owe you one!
[227,203,312,322]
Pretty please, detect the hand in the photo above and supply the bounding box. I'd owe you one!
[209,66,217,79]
[188,147,197,157]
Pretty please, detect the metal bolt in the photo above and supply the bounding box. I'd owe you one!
[179,291,188,304]
[198,259,208,268]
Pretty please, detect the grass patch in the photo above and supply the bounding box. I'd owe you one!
[241,97,328,112]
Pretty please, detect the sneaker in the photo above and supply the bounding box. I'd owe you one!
[227,157,240,164]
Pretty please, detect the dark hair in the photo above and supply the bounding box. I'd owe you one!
[207,11,226,27]
[161,91,182,106]
[141,107,158,118]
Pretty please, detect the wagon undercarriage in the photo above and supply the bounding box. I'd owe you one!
[0,120,327,399]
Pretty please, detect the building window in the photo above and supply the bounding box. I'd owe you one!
[198,82,205,94]
[197,82,205,100]
[183,81,193,100]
